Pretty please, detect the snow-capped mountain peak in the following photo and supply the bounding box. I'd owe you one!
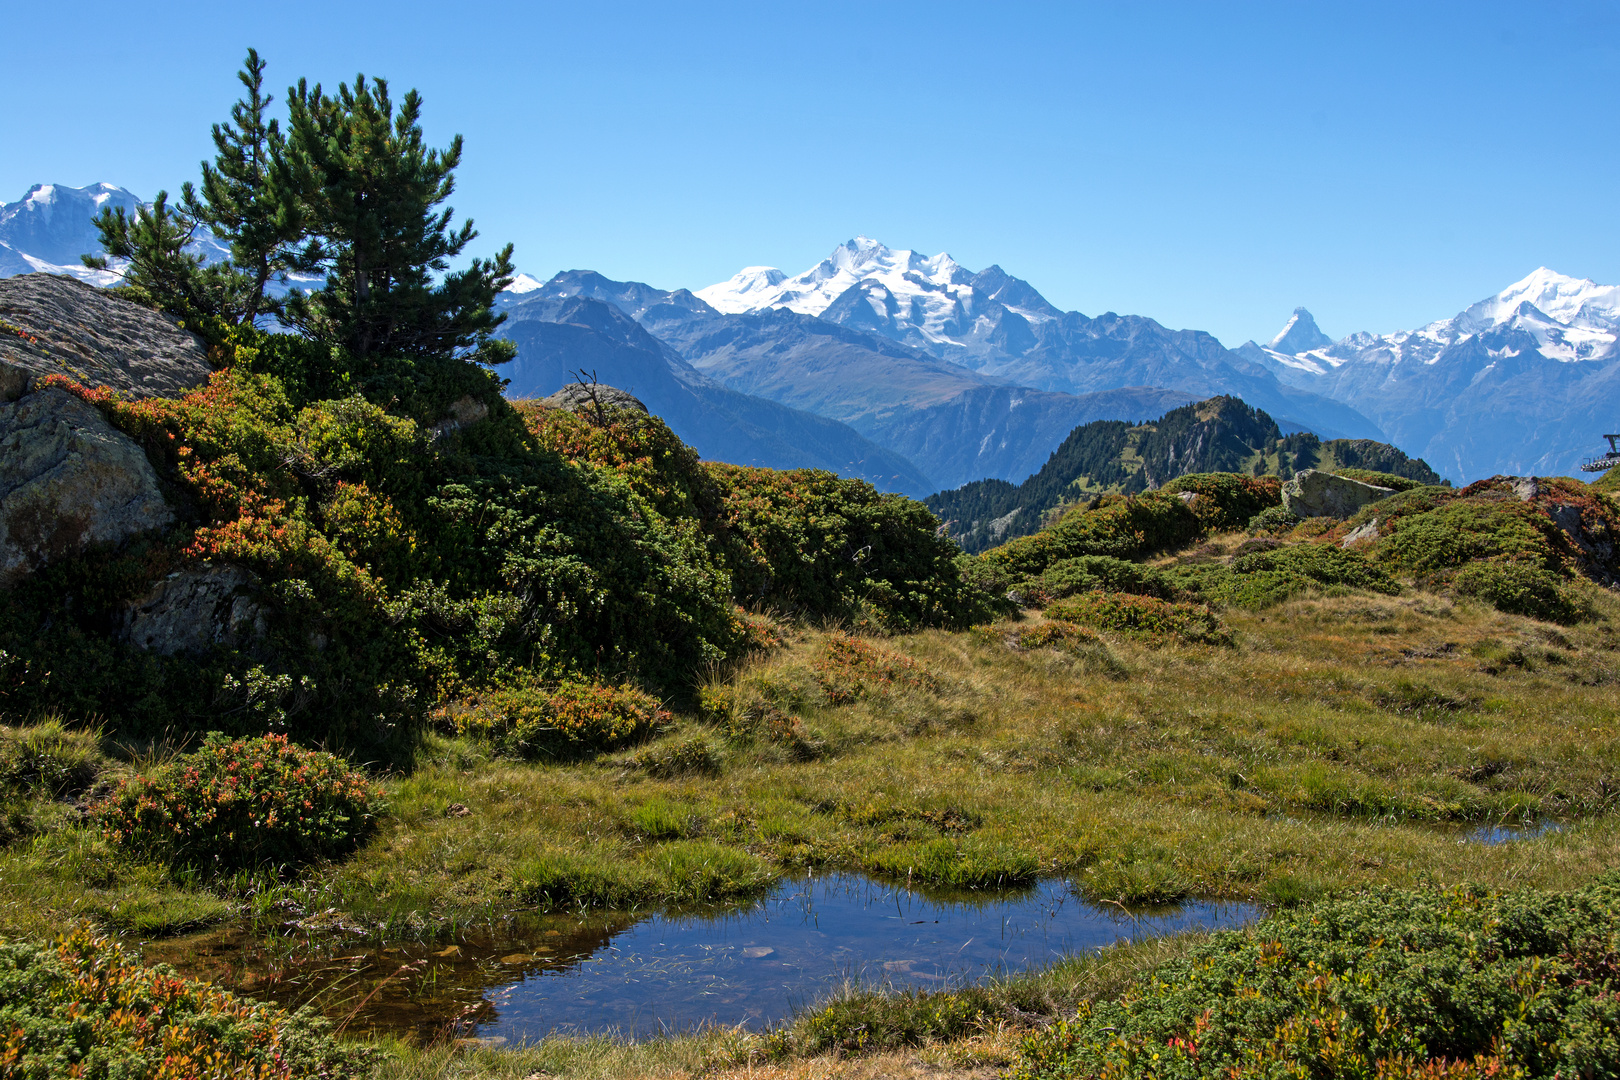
[696,237,978,321]
[1455,266,1620,335]
[1267,307,1333,355]
[505,272,546,295]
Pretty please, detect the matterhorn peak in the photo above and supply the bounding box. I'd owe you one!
[1267,307,1334,355]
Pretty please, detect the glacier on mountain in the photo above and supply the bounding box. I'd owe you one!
[1243,268,1620,478]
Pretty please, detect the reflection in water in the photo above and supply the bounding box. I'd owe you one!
[1466,819,1561,845]
[148,875,1257,1043]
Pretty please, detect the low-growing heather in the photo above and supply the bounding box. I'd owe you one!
[1375,498,1573,577]
[811,633,936,705]
[1177,542,1402,610]
[91,732,384,876]
[1246,505,1301,535]
[0,924,369,1078]
[1010,875,1620,1080]
[1011,619,1100,650]
[440,679,671,758]
[1046,592,1229,645]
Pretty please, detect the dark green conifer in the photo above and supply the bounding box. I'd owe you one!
[280,74,515,365]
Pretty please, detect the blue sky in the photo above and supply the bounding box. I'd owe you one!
[4,1,1616,346]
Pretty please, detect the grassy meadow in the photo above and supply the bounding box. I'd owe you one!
[2,522,1617,1076]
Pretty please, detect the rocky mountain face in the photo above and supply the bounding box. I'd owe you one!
[0,183,140,283]
[1243,268,1620,479]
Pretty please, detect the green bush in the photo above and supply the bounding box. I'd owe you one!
[1453,560,1581,624]
[1010,875,1620,1080]
[705,463,988,631]
[90,733,384,875]
[979,494,1204,581]
[1247,505,1301,535]
[1046,592,1229,645]
[1374,499,1571,577]
[1189,542,1403,610]
[1025,556,1174,604]
[1161,473,1282,531]
[0,925,369,1078]
[440,679,671,758]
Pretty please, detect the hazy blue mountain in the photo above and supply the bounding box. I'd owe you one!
[497,293,936,495]
[522,270,1198,489]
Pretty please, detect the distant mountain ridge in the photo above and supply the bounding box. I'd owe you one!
[925,396,1442,553]
[695,237,1383,444]
[1242,268,1620,479]
[512,268,1201,490]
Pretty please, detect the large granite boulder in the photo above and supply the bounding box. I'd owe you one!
[0,273,211,401]
[122,565,267,655]
[0,387,174,587]
[1282,469,1395,519]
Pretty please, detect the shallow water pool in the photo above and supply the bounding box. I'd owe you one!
[149,875,1257,1043]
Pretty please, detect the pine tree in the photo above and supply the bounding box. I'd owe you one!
[280,73,515,365]
[82,190,235,323]
[181,48,305,326]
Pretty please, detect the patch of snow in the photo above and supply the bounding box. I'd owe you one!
[504,272,545,294]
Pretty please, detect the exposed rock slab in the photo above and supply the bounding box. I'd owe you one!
[0,387,173,586]
[122,565,266,655]
[0,273,211,400]
[541,383,647,415]
[1282,469,1395,519]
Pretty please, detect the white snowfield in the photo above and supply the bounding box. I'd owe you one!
[1258,267,1620,373]
[696,236,1056,350]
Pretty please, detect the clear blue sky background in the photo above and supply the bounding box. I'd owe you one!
[4,1,1615,346]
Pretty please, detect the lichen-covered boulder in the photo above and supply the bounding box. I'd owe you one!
[0,273,211,400]
[121,565,267,655]
[1282,469,1395,519]
[0,387,173,587]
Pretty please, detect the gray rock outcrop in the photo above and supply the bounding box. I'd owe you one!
[1282,469,1396,519]
[541,382,648,416]
[122,565,266,655]
[0,273,211,400]
[1,387,173,586]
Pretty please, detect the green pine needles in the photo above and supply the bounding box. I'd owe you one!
[83,49,515,369]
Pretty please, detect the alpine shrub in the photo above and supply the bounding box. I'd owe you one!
[1027,556,1174,604]
[0,925,369,1078]
[812,633,936,705]
[1453,560,1581,624]
[1010,876,1620,1080]
[1161,473,1282,531]
[441,679,671,758]
[1247,505,1301,535]
[979,493,1204,580]
[1046,592,1229,645]
[91,733,384,875]
[1011,620,1099,650]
